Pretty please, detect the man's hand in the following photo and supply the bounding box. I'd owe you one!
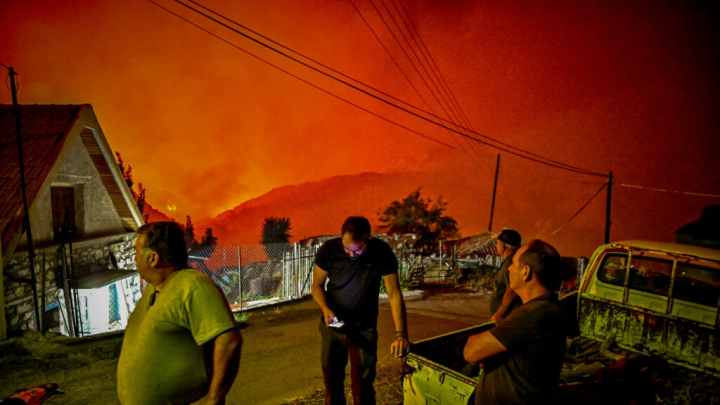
[322,310,337,327]
[491,311,505,325]
[390,336,410,358]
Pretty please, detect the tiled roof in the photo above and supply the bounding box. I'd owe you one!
[0,105,81,248]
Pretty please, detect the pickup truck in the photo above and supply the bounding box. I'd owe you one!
[403,240,720,404]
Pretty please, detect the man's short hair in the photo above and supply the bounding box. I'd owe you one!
[340,217,372,242]
[519,239,561,291]
[137,222,188,267]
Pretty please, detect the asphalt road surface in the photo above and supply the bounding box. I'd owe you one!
[227,289,490,405]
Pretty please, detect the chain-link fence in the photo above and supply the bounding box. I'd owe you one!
[188,243,318,312]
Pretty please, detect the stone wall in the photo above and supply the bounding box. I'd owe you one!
[2,232,136,336]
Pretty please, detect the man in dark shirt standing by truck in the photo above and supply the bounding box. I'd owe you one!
[312,216,409,405]
[463,239,566,405]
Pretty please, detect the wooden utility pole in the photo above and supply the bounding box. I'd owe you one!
[605,171,613,244]
[488,154,500,232]
[9,67,41,331]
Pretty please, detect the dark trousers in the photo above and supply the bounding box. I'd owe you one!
[319,321,378,405]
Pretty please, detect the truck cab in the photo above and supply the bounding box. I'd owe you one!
[579,240,720,375]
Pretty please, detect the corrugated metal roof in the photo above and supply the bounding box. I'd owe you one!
[0,105,80,248]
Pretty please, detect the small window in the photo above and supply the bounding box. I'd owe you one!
[51,187,76,242]
[627,256,673,296]
[597,253,628,287]
[674,262,720,307]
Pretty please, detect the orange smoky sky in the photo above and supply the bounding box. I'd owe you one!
[1,0,719,256]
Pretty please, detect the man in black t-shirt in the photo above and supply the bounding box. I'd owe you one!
[463,239,566,405]
[312,216,409,405]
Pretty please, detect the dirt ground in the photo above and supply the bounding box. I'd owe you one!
[0,286,488,405]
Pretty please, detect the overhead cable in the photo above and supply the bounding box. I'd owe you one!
[171,0,607,177]
[548,183,607,237]
[349,0,488,163]
[619,183,720,199]
[148,0,455,149]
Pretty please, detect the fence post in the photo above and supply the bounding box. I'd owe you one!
[238,246,242,311]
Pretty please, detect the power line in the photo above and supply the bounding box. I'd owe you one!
[392,0,477,139]
[372,0,486,160]
[619,183,720,199]
[381,0,486,160]
[170,0,607,177]
[548,183,607,237]
[147,0,455,149]
[348,0,488,164]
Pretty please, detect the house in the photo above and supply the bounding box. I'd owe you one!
[0,104,143,339]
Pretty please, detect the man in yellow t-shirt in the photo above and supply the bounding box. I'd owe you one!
[117,222,242,405]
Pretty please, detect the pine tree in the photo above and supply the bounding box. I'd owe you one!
[136,183,146,215]
[185,215,198,248]
[201,228,218,247]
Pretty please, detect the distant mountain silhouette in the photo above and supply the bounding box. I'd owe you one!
[196,167,492,247]
[146,150,701,259]
[143,202,175,223]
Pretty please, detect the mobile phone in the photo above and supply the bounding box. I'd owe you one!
[328,317,344,328]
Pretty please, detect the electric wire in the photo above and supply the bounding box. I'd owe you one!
[371,0,456,126]
[147,0,455,149]
[348,0,487,164]
[375,0,484,159]
[548,183,607,237]
[392,0,477,137]
[171,0,606,177]
[381,0,484,159]
[619,183,720,199]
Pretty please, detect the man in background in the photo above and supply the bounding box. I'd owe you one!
[489,228,522,324]
[312,216,409,405]
[117,222,242,405]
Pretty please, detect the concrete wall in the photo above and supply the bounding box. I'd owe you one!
[3,233,136,335]
[19,136,126,249]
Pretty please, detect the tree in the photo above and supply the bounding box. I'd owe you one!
[201,228,219,247]
[116,152,149,218]
[261,217,292,244]
[115,152,135,199]
[378,188,459,249]
[185,215,198,249]
[261,217,292,261]
[136,183,146,216]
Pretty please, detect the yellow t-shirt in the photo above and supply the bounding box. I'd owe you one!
[117,269,237,405]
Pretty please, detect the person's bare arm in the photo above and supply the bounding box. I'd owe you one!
[312,265,335,325]
[491,287,518,325]
[383,273,409,358]
[463,330,507,365]
[200,328,242,405]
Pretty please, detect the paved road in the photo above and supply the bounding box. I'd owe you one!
[228,290,490,405]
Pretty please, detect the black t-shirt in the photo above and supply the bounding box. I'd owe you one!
[315,237,398,330]
[475,293,566,405]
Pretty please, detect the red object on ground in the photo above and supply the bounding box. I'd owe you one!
[1,383,60,405]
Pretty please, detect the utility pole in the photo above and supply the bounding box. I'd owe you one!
[9,67,41,331]
[605,171,613,244]
[488,154,500,232]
